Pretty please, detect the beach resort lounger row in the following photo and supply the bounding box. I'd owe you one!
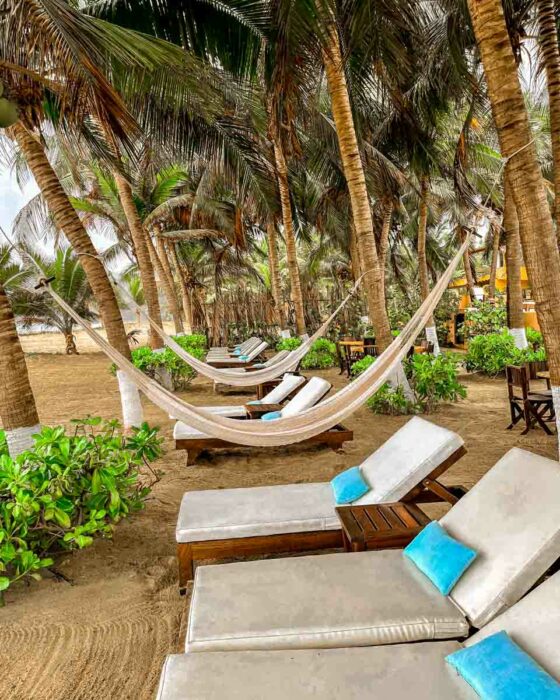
[158,567,560,698]
[175,417,466,586]
[207,341,268,368]
[183,447,560,653]
[174,377,354,467]
[207,336,261,356]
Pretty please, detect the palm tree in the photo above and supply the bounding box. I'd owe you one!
[0,280,40,456]
[466,0,560,441]
[13,246,97,355]
[503,171,528,348]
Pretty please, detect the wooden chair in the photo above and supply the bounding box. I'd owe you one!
[506,365,554,435]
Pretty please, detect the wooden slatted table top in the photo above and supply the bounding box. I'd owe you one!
[244,402,284,419]
[335,502,431,552]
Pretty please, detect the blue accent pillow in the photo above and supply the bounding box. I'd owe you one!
[233,349,242,355]
[239,355,249,360]
[446,631,560,699]
[247,400,262,405]
[403,521,477,595]
[261,411,282,421]
[331,466,370,505]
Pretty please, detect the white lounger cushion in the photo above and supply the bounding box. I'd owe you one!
[209,341,268,364]
[176,417,463,542]
[159,571,560,699]
[443,448,560,628]
[186,550,469,652]
[177,482,336,542]
[157,641,473,700]
[174,376,330,441]
[169,374,305,421]
[186,448,560,652]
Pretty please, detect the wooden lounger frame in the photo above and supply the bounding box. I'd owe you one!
[177,445,467,591]
[175,424,354,466]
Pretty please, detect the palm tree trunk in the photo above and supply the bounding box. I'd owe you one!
[113,172,164,350]
[10,122,143,429]
[322,25,392,351]
[461,228,477,302]
[349,224,362,281]
[266,220,286,329]
[504,172,528,348]
[145,232,183,334]
[536,0,560,237]
[416,177,440,354]
[487,217,501,301]
[0,281,40,456]
[271,134,307,336]
[158,238,184,334]
[167,243,193,334]
[467,0,560,445]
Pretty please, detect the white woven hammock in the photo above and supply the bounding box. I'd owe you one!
[42,239,467,447]
[112,273,367,387]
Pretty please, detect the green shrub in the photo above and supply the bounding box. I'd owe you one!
[275,337,302,351]
[0,418,163,600]
[463,299,507,339]
[526,328,544,351]
[353,353,466,415]
[112,334,206,389]
[300,339,337,370]
[465,331,545,376]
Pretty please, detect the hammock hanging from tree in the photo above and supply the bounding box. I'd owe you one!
[40,238,468,447]
[111,272,368,387]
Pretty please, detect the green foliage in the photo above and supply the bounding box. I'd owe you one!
[350,355,376,377]
[465,331,546,376]
[352,353,466,414]
[0,418,163,599]
[463,299,507,339]
[300,339,337,370]
[276,337,302,351]
[526,328,544,351]
[112,334,206,389]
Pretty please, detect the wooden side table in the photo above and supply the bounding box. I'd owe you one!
[244,402,284,419]
[335,502,430,552]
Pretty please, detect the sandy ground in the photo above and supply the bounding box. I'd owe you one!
[1,330,557,699]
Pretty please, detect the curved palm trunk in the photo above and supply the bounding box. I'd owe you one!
[10,122,143,429]
[271,135,307,336]
[487,217,501,301]
[0,281,40,456]
[145,232,183,334]
[536,0,560,237]
[322,26,392,352]
[113,173,164,349]
[266,220,286,329]
[349,224,362,281]
[461,228,477,302]
[417,178,440,354]
[378,199,393,307]
[467,0,560,447]
[167,243,193,334]
[158,238,184,334]
[504,172,527,348]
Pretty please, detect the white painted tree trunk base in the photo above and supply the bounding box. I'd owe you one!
[5,424,41,457]
[388,363,415,402]
[425,326,441,356]
[509,327,528,350]
[152,348,175,391]
[280,329,291,339]
[116,370,144,428]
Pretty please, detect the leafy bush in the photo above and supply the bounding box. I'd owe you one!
[526,328,544,351]
[0,418,163,600]
[300,339,337,370]
[465,331,546,376]
[112,334,206,389]
[352,353,466,415]
[275,337,302,351]
[463,299,507,339]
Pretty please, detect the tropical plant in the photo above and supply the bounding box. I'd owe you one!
[463,299,508,339]
[465,331,546,376]
[12,246,97,354]
[0,417,163,602]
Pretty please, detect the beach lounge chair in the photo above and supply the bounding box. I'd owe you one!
[184,448,560,652]
[174,377,353,467]
[176,417,466,588]
[207,337,260,357]
[169,373,306,420]
[206,341,268,368]
[157,568,560,698]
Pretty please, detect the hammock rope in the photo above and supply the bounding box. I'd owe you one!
[37,238,468,447]
[111,270,368,387]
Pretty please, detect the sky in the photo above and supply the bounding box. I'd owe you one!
[0,168,38,239]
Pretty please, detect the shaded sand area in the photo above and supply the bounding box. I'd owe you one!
[1,333,557,699]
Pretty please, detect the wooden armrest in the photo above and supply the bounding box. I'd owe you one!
[245,403,284,418]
